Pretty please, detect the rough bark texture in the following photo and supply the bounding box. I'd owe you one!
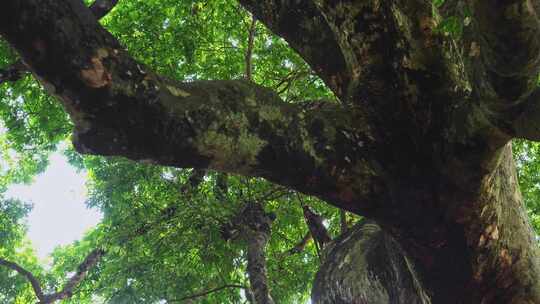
[224,203,275,304]
[313,220,430,304]
[246,223,274,304]
[303,205,332,251]
[0,0,117,85]
[1,0,540,303]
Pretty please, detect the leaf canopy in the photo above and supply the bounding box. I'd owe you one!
[0,0,538,303]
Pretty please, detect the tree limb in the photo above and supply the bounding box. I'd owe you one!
[302,205,332,251]
[243,203,275,304]
[0,0,387,215]
[88,0,119,20]
[0,0,119,85]
[238,0,349,98]
[0,257,46,301]
[0,249,105,304]
[471,0,540,101]
[42,249,105,303]
[510,87,540,140]
[313,219,431,303]
[219,202,276,303]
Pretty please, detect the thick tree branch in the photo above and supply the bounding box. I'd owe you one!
[472,0,540,101]
[0,0,387,215]
[313,219,431,303]
[0,257,45,301]
[510,87,540,140]
[297,0,462,109]
[0,0,118,85]
[88,0,119,20]
[302,205,332,251]
[219,202,276,303]
[457,145,540,303]
[0,249,105,304]
[238,0,350,98]
[42,249,105,303]
[247,233,274,304]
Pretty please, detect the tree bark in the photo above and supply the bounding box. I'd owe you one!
[0,0,118,85]
[460,145,540,303]
[224,202,275,304]
[314,145,540,303]
[0,249,105,304]
[313,220,431,304]
[0,0,386,215]
[1,0,540,303]
[246,228,274,304]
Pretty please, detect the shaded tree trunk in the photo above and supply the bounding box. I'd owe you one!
[313,220,430,304]
[1,0,540,303]
[315,145,539,303]
[220,202,275,303]
[246,225,274,304]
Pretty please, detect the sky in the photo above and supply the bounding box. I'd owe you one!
[5,151,102,260]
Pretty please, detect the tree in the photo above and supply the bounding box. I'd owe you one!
[1,0,540,303]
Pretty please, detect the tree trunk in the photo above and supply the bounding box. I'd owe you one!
[2,1,540,303]
[244,203,275,304]
[314,145,540,303]
[313,220,431,304]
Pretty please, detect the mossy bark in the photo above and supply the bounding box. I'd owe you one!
[1,0,540,303]
[314,146,540,303]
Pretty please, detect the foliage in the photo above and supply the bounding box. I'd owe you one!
[54,154,339,303]
[513,140,540,234]
[0,0,538,303]
[0,198,43,303]
[1,0,338,302]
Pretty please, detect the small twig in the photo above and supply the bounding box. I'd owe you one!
[131,169,206,239]
[244,16,257,81]
[284,232,312,255]
[256,185,288,203]
[169,284,247,303]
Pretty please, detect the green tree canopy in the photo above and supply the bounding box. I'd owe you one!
[0,1,347,302]
[1,0,540,303]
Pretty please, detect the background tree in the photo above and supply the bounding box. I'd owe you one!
[1,0,540,303]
